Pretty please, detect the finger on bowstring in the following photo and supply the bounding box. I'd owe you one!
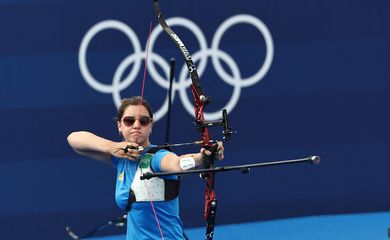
[124,143,141,153]
[125,152,140,160]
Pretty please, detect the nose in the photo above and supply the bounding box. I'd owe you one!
[132,119,142,128]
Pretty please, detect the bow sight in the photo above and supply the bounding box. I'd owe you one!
[195,109,233,142]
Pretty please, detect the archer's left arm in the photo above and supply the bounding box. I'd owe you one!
[160,141,224,172]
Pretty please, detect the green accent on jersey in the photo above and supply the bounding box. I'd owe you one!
[139,153,153,169]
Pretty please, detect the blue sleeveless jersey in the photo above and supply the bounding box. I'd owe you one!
[112,146,186,240]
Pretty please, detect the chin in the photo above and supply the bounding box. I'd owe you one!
[134,137,145,145]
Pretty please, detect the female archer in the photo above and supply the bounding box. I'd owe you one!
[67,96,224,240]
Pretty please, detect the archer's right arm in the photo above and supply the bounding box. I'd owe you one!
[67,131,140,164]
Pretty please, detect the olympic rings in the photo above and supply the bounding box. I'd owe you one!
[78,15,274,122]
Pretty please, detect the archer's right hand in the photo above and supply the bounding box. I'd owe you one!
[112,142,143,160]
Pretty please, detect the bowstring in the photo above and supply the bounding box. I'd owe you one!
[138,13,153,116]
[138,11,166,240]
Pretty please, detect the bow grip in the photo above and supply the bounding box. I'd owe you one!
[202,144,218,169]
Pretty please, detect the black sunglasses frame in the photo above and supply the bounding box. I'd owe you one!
[122,116,152,127]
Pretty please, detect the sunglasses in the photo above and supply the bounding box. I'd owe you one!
[122,115,152,127]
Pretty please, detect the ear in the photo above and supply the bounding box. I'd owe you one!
[117,121,121,133]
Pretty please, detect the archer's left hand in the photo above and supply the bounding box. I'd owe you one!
[201,141,224,161]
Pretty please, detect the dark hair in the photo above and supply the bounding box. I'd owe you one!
[116,96,153,122]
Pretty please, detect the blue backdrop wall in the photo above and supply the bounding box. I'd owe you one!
[0,0,389,239]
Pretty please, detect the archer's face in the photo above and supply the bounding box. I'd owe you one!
[117,105,153,147]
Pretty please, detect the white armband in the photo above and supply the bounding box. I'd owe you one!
[179,156,196,170]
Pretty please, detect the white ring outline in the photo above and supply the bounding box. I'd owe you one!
[79,20,142,93]
[211,14,274,87]
[178,49,242,120]
[112,52,175,122]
